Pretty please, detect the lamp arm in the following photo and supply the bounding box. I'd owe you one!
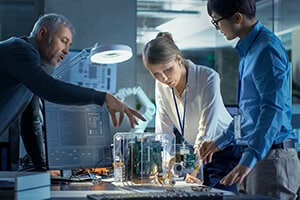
[53,48,91,78]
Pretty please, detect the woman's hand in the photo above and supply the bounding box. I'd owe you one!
[185,173,203,184]
[199,140,219,164]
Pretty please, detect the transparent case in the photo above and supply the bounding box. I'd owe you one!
[113,132,175,186]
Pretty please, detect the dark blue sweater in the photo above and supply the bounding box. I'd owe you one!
[0,37,106,133]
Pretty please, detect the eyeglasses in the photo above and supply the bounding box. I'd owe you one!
[211,16,229,29]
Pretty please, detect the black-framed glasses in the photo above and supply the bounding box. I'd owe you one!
[211,16,229,29]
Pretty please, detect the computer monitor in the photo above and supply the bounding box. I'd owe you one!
[44,49,113,170]
[44,102,112,170]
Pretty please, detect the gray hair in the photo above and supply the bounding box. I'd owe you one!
[30,13,75,37]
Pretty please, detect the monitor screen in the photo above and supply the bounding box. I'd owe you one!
[44,102,112,169]
[44,49,113,170]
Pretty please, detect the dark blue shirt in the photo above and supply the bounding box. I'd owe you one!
[214,21,297,168]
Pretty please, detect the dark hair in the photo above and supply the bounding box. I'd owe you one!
[207,0,256,19]
[143,32,181,65]
[30,13,75,37]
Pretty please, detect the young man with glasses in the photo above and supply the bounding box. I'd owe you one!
[199,0,300,199]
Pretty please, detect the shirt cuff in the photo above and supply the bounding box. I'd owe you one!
[93,91,106,106]
[238,150,257,169]
[214,128,234,150]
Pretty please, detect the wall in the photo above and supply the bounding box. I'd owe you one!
[0,0,43,40]
[292,28,300,104]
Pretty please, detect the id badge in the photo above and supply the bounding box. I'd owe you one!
[234,109,241,139]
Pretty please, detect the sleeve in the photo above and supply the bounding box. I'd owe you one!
[8,42,106,106]
[194,70,228,147]
[214,123,235,149]
[239,45,290,168]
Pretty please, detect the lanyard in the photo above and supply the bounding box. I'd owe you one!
[172,88,187,144]
[172,67,188,144]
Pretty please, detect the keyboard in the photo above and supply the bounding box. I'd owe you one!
[87,186,223,200]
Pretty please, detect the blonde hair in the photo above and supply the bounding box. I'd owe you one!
[143,32,181,65]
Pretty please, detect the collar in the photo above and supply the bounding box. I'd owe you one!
[25,36,39,51]
[235,21,263,57]
[25,36,54,74]
[185,59,195,88]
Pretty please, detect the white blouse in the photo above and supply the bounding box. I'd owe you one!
[155,60,232,148]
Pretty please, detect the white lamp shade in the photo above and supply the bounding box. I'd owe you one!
[90,44,133,64]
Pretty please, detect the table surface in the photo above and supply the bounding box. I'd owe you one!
[50,178,277,200]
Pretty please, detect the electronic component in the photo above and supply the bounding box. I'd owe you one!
[113,132,176,186]
[173,144,199,178]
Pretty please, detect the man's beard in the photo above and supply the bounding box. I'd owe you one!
[48,55,60,67]
[42,64,55,75]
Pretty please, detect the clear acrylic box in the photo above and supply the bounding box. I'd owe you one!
[113,132,175,186]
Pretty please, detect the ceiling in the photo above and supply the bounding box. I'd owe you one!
[136,0,300,54]
[1,0,299,54]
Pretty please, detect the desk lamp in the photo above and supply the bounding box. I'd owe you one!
[53,43,133,78]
